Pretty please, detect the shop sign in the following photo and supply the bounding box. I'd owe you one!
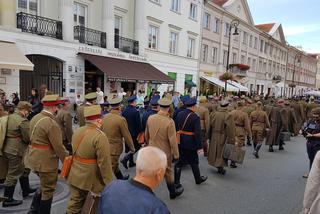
[78,46,147,63]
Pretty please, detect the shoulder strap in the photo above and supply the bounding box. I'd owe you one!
[73,128,95,156]
[181,113,193,131]
[30,117,50,141]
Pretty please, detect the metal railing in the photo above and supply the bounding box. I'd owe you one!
[17,12,62,39]
[74,26,106,48]
[114,35,139,55]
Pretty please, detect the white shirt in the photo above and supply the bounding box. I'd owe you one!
[97,91,104,104]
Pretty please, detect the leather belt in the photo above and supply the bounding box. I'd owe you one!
[74,156,97,164]
[30,143,52,150]
[177,131,194,136]
[7,136,22,140]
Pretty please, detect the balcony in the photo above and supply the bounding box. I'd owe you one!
[74,26,106,48]
[17,12,62,40]
[229,64,249,78]
[114,35,139,55]
[272,75,282,83]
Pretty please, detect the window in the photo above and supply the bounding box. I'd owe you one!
[223,50,228,66]
[232,53,237,63]
[203,13,210,29]
[269,45,273,56]
[201,44,208,62]
[254,37,258,49]
[189,3,197,20]
[249,35,253,47]
[213,18,220,33]
[171,0,180,12]
[212,47,217,64]
[260,39,264,52]
[148,25,159,50]
[264,43,268,53]
[169,32,178,54]
[247,57,251,70]
[252,59,256,70]
[224,23,230,36]
[187,38,195,58]
[242,31,247,44]
[241,55,246,64]
[74,2,87,26]
[18,0,39,15]
[114,16,122,36]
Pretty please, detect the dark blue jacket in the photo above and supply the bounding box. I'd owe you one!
[142,109,158,131]
[173,106,186,121]
[175,109,202,150]
[99,180,170,214]
[122,105,142,139]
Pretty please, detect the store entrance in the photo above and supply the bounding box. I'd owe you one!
[121,82,136,95]
[84,60,104,94]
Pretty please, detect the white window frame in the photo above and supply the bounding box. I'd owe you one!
[223,50,228,66]
[187,37,195,58]
[17,0,40,15]
[203,12,210,29]
[189,3,197,20]
[224,23,230,37]
[242,31,247,44]
[249,35,253,47]
[171,0,180,13]
[114,15,123,37]
[254,37,258,49]
[212,47,217,64]
[201,44,208,62]
[169,31,178,55]
[148,25,159,50]
[213,18,220,33]
[149,0,160,4]
[74,2,88,27]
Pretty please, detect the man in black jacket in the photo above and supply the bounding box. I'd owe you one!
[174,97,207,187]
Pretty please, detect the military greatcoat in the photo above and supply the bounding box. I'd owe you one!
[207,107,235,168]
[250,109,270,144]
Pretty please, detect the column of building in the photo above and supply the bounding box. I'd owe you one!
[102,0,114,50]
[134,0,146,56]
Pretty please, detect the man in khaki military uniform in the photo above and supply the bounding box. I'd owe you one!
[101,98,135,180]
[0,103,8,186]
[250,101,270,158]
[145,98,183,199]
[56,98,73,154]
[67,105,113,214]
[230,101,252,168]
[292,98,305,135]
[2,101,36,207]
[25,95,68,214]
[208,100,235,175]
[285,101,297,135]
[76,92,97,127]
[196,96,210,156]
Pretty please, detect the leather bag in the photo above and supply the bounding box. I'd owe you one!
[81,192,101,214]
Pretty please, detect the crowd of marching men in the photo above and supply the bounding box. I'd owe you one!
[1,87,320,214]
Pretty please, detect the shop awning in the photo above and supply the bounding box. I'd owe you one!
[0,41,33,71]
[79,53,174,84]
[228,80,249,92]
[201,76,238,92]
[185,80,197,87]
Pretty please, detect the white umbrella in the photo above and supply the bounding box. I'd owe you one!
[304,90,320,97]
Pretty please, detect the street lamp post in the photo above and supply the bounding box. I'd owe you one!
[291,54,301,97]
[224,19,239,93]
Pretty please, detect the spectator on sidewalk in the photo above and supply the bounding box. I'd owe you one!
[96,87,104,104]
[99,146,170,214]
[28,88,41,120]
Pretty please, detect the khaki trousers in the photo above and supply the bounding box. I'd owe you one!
[67,185,88,214]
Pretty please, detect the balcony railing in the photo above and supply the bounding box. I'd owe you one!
[17,12,62,40]
[74,26,106,48]
[115,35,139,55]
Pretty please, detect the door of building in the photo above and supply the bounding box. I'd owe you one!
[19,55,63,100]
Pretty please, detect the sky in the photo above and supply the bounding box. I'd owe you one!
[247,0,320,53]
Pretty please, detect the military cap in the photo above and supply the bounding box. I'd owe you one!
[85,92,98,101]
[17,101,32,110]
[199,96,207,103]
[150,97,160,106]
[42,94,62,106]
[180,95,190,104]
[220,100,230,107]
[158,98,171,107]
[185,97,197,107]
[277,99,284,104]
[237,101,244,107]
[127,96,137,103]
[109,97,122,107]
[256,101,263,106]
[84,105,101,120]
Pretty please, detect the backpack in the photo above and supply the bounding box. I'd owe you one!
[0,115,9,156]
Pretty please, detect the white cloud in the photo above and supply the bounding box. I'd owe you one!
[284,24,320,36]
